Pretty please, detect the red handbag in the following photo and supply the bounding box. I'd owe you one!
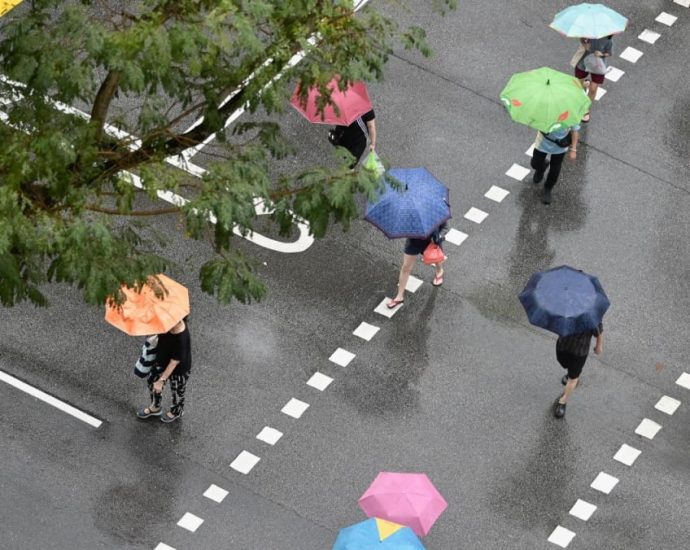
[422,242,445,265]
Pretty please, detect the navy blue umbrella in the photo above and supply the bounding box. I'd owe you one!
[364,167,451,239]
[519,265,610,336]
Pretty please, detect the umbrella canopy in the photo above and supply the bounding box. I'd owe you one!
[333,518,426,550]
[519,265,610,337]
[105,274,190,336]
[290,78,372,126]
[358,472,448,537]
[364,168,451,239]
[550,3,628,38]
[500,67,591,133]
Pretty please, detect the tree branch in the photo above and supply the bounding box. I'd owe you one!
[91,70,121,139]
[85,204,181,216]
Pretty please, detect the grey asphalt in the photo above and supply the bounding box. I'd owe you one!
[2,1,690,549]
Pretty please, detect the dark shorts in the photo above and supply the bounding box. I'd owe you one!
[404,238,430,256]
[574,67,605,84]
[557,350,587,380]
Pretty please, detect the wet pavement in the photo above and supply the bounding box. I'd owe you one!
[2,1,690,549]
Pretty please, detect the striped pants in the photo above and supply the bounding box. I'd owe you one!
[147,371,190,415]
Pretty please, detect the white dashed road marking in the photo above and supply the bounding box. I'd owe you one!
[591,472,619,494]
[405,275,424,293]
[655,395,681,415]
[177,512,204,533]
[203,484,229,503]
[329,348,355,367]
[374,298,401,318]
[0,369,102,428]
[656,12,678,26]
[256,426,283,445]
[638,29,661,44]
[675,0,690,8]
[484,185,510,203]
[548,526,576,548]
[620,46,644,63]
[675,372,690,389]
[230,451,261,474]
[444,228,468,246]
[464,207,488,224]
[594,87,606,101]
[281,398,310,418]
[306,372,333,391]
[505,163,531,181]
[353,322,380,341]
[635,418,662,440]
[613,444,642,466]
[154,543,176,550]
[525,144,535,157]
[569,499,597,521]
[605,66,625,82]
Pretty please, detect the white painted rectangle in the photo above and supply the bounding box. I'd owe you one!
[329,348,355,367]
[405,275,423,293]
[155,544,176,550]
[353,321,380,341]
[594,87,606,101]
[485,185,510,203]
[635,418,661,439]
[674,0,690,7]
[605,66,625,82]
[675,372,690,389]
[638,29,661,44]
[655,395,681,415]
[656,12,678,26]
[591,472,619,494]
[444,228,468,246]
[281,398,309,419]
[613,444,641,466]
[620,46,644,63]
[230,450,261,474]
[0,369,102,428]
[374,297,401,317]
[306,372,333,391]
[203,484,229,503]
[256,426,283,445]
[464,207,488,224]
[177,512,204,533]
[505,163,531,181]
[547,526,576,548]
[569,499,597,521]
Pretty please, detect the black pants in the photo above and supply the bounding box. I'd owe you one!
[531,149,565,190]
[147,371,190,415]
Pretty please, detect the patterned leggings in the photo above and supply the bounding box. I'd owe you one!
[147,371,190,415]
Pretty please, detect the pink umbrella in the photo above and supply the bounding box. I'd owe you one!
[358,472,448,537]
[290,78,372,126]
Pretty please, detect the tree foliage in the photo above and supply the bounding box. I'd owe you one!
[0,0,456,307]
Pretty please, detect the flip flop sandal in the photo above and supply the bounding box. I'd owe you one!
[160,410,184,423]
[581,113,591,123]
[432,274,444,287]
[387,298,404,309]
[136,406,162,418]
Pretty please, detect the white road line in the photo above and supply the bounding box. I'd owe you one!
[154,543,176,550]
[547,525,576,548]
[619,46,644,63]
[655,395,681,415]
[635,418,661,439]
[353,321,380,341]
[613,443,641,466]
[485,185,510,203]
[445,228,468,246]
[177,512,204,533]
[306,372,333,391]
[638,29,661,44]
[0,369,102,428]
[281,398,310,418]
[591,472,619,494]
[655,12,678,26]
[203,484,229,503]
[464,207,488,224]
[329,348,355,367]
[569,499,597,521]
[256,426,283,445]
[605,66,625,82]
[230,450,261,474]
[505,163,531,181]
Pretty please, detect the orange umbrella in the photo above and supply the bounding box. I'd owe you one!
[105,274,190,336]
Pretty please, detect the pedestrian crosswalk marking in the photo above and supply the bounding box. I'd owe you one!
[444,228,468,246]
[329,348,355,367]
[256,426,283,445]
[619,46,644,63]
[605,66,625,82]
[638,30,661,44]
[654,395,681,415]
[505,163,531,181]
[353,321,380,341]
[405,275,424,293]
[547,525,576,548]
[485,185,510,203]
[634,418,661,439]
[464,207,488,224]
[203,484,229,503]
[613,444,641,466]
[675,372,690,389]
[177,512,204,533]
[281,398,310,418]
[590,472,619,494]
[230,450,261,474]
[655,12,678,26]
[569,499,597,521]
[306,372,333,391]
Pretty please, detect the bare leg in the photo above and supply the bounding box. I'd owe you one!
[559,377,579,404]
[587,81,599,103]
[391,254,417,302]
[433,258,445,282]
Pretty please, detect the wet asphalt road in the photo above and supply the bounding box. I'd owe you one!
[2,1,690,549]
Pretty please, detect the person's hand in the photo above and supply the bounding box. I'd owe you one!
[568,149,577,161]
[153,379,165,393]
[594,344,603,355]
[594,50,603,57]
[369,143,376,151]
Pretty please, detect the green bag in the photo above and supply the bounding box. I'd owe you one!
[363,150,385,176]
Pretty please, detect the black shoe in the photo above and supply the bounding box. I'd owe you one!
[554,400,566,418]
[542,188,552,205]
[533,161,549,184]
[561,375,568,385]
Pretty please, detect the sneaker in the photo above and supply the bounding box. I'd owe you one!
[554,400,566,418]
[533,161,549,184]
[542,188,552,205]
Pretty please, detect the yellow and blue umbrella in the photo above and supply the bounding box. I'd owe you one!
[550,3,628,38]
[333,518,426,550]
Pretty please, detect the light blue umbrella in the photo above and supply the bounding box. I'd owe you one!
[364,167,451,239]
[550,3,628,38]
[332,518,426,550]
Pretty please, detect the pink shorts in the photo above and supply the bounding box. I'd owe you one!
[574,67,605,85]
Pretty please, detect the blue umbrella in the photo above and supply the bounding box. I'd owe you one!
[519,265,610,336]
[550,3,628,38]
[364,167,451,239]
[333,518,426,550]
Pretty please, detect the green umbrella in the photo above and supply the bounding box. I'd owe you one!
[499,67,591,133]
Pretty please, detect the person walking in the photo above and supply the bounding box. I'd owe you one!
[329,109,376,168]
[553,323,604,418]
[137,316,192,423]
[530,122,580,205]
[387,223,447,309]
[574,35,613,122]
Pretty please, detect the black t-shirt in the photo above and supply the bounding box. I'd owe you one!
[337,109,375,149]
[156,326,192,375]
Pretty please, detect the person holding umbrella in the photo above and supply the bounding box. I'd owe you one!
[574,35,613,122]
[330,109,377,168]
[531,120,580,205]
[519,266,610,419]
